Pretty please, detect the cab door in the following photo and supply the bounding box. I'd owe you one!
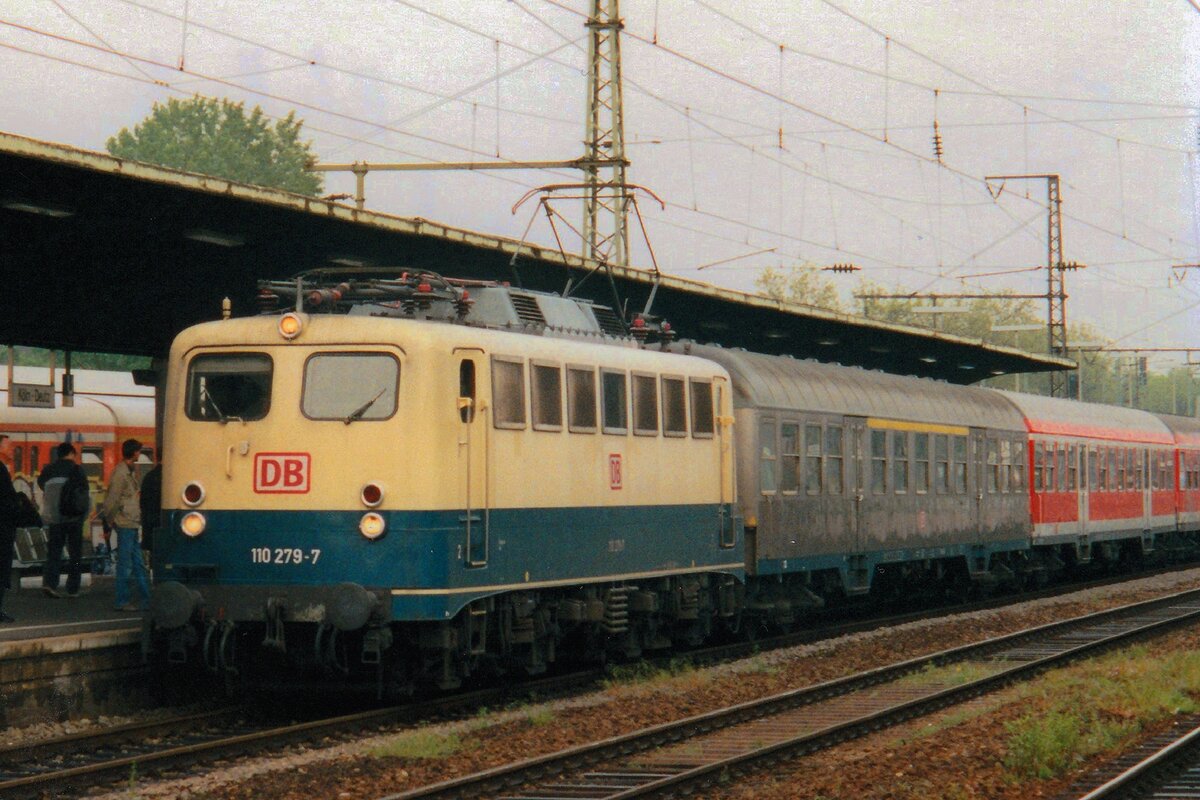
[714,377,736,548]
[455,350,489,567]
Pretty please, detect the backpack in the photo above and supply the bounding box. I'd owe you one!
[59,474,91,519]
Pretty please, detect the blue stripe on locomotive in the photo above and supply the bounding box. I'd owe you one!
[159,503,744,621]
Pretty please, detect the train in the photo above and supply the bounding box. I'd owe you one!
[146,273,1200,695]
[1,367,155,559]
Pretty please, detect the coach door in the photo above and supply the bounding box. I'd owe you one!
[846,418,867,553]
[971,429,987,540]
[456,350,489,567]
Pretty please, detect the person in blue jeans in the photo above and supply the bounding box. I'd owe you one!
[99,439,150,612]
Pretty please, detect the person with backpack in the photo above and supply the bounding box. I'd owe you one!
[37,442,90,598]
[100,439,149,612]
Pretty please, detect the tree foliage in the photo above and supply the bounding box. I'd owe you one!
[754,264,846,312]
[107,96,323,196]
[756,266,1200,413]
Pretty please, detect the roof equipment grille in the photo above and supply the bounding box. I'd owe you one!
[509,293,546,327]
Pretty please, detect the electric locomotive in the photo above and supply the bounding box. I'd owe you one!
[151,274,740,692]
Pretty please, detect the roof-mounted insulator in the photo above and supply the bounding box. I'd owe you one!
[256,289,280,313]
[932,121,944,163]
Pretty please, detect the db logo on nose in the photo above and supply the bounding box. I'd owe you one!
[254,453,311,494]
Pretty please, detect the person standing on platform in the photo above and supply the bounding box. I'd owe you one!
[100,439,150,612]
[37,443,90,598]
[0,434,18,623]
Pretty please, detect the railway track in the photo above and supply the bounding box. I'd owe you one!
[0,673,599,799]
[1055,715,1200,799]
[375,587,1200,800]
[4,565,1197,798]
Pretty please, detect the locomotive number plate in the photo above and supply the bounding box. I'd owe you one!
[250,547,322,565]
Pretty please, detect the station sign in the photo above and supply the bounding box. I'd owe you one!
[8,382,54,409]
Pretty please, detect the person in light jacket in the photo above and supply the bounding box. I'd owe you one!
[100,439,150,612]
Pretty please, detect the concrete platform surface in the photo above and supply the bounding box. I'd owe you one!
[0,574,144,646]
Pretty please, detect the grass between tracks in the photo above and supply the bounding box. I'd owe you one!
[890,643,1200,785]
[1000,645,1200,780]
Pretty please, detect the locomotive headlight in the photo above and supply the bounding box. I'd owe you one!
[182,482,205,507]
[359,512,386,540]
[181,511,207,538]
[278,312,306,340]
[361,482,384,508]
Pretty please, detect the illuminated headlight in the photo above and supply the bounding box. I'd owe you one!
[359,512,386,540]
[278,312,305,340]
[181,512,207,538]
[182,482,205,507]
[361,482,384,508]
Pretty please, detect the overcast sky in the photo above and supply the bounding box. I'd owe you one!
[3,1,1199,361]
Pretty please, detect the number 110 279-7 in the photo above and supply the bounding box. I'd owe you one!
[250,547,321,565]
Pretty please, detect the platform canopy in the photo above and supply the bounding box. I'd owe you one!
[0,131,1073,383]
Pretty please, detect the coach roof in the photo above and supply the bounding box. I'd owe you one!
[689,345,1025,432]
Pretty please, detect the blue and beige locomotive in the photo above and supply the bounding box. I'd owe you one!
[151,275,741,692]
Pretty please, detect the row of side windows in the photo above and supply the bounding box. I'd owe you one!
[760,422,1026,496]
[489,356,716,438]
[1034,442,1184,493]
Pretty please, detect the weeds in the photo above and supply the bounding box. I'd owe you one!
[370,730,464,760]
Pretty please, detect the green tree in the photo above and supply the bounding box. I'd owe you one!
[107,96,323,196]
[755,264,846,312]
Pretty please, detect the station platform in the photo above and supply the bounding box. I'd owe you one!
[0,574,155,728]
[0,574,144,645]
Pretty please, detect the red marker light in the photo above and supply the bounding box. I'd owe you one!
[361,483,384,507]
[662,322,672,332]
[632,317,646,328]
[417,282,432,294]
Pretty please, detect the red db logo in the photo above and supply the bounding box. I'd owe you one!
[254,453,311,494]
[609,453,622,490]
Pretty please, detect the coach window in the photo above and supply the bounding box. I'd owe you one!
[1013,441,1027,491]
[304,353,399,422]
[760,419,778,493]
[892,431,909,494]
[914,433,930,493]
[825,425,844,494]
[987,439,1001,494]
[661,377,687,437]
[934,435,949,493]
[567,366,597,433]
[601,369,628,434]
[997,440,1011,493]
[1135,449,1145,490]
[871,430,887,494]
[1060,443,1070,494]
[1093,447,1104,492]
[780,423,800,492]
[187,352,273,421]
[690,379,715,438]
[1167,453,1176,491]
[531,362,563,431]
[12,446,21,477]
[1063,445,1074,491]
[632,373,658,436]
[1151,452,1161,491]
[81,447,105,483]
[491,357,527,429]
[29,447,39,475]
[805,424,823,494]
[953,435,968,493]
[1033,443,1044,492]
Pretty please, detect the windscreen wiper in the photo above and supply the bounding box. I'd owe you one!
[345,387,387,425]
